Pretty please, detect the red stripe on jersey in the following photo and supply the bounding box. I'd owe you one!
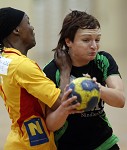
[17,88,45,130]
[3,50,21,56]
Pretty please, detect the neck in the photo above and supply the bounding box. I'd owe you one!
[4,38,28,56]
[21,49,28,56]
[72,60,90,67]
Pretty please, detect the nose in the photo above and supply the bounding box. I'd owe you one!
[90,41,97,49]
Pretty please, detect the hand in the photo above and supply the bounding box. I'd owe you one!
[60,85,84,115]
[92,78,102,93]
[82,73,91,78]
[54,49,72,73]
[90,76,102,93]
[83,74,101,92]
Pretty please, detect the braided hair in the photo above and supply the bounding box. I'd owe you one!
[0,7,25,53]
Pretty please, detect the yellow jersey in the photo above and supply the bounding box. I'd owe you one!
[0,48,60,150]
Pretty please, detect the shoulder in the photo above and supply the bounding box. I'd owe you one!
[95,51,117,65]
[17,58,38,70]
[95,51,120,80]
[43,59,58,83]
[14,58,45,77]
[43,59,56,69]
[43,59,58,75]
[96,51,115,60]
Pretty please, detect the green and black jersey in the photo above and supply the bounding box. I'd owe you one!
[43,51,120,150]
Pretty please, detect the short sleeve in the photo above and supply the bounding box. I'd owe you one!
[13,59,61,108]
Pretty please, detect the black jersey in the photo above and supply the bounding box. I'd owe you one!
[43,51,120,150]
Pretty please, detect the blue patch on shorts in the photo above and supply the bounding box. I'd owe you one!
[24,118,49,146]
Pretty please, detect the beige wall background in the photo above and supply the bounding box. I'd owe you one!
[0,0,127,149]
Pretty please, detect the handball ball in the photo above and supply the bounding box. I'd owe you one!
[68,77,100,111]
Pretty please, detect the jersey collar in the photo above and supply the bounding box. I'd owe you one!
[3,47,23,56]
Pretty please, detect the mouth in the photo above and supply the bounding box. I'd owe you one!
[89,51,96,56]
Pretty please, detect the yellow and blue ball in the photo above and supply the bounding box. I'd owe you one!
[68,77,100,111]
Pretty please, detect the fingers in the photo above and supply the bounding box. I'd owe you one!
[62,95,77,108]
[61,88,72,102]
[82,73,91,78]
[54,49,61,60]
[54,48,72,73]
[92,77,96,82]
[64,84,69,92]
[55,49,66,59]
[54,48,71,62]
[82,74,97,82]
[82,74,100,91]
[61,89,84,115]
[61,96,83,115]
[96,82,102,92]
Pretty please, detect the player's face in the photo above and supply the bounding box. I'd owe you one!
[18,14,36,50]
[65,28,101,66]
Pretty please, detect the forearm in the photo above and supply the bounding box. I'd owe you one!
[50,71,70,111]
[57,71,70,104]
[59,71,70,94]
[46,91,82,131]
[54,48,71,94]
[46,105,69,131]
[100,86,125,107]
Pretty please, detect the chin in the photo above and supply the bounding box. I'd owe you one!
[89,56,95,61]
[33,41,36,47]
[28,43,36,50]
[32,40,36,47]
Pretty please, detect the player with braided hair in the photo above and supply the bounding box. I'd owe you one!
[0,7,83,150]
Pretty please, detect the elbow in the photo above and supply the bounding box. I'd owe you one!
[47,126,60,132]
[46,122,56,132]
[46,120,58,132]
[46,121,63,132]
[121,101,126,108]
[119,95,126,108]
[120,102,125,108]
[47,125,56,132]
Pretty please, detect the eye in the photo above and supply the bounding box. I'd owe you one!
[83,39,90,43]
[95,38,100,43]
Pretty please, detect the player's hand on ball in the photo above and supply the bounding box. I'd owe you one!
[83,73,91,78]
[83,74,101,92]
[67,77,100,111]
[89,77,102,93]
[61,85,84,115]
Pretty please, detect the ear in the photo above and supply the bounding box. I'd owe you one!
[65,38,72,47]
[13,28,20,35]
